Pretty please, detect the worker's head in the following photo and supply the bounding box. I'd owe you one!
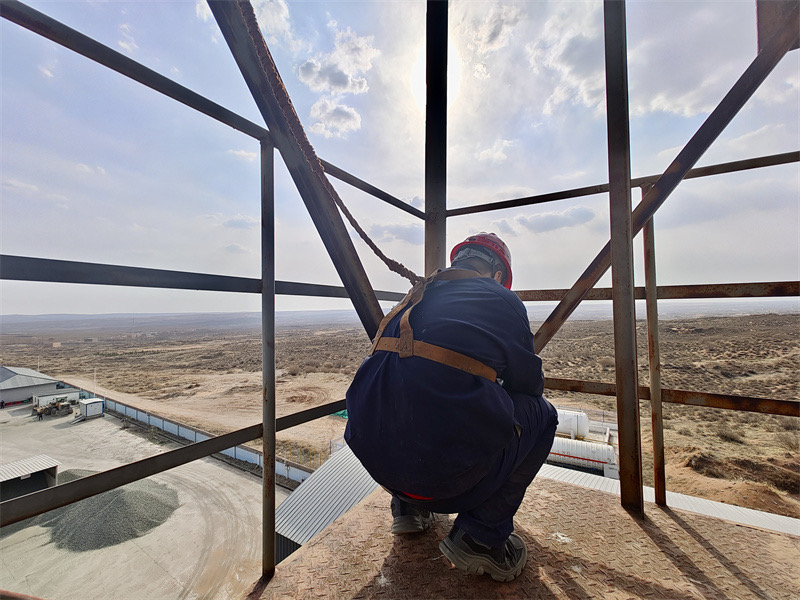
[450,232,512,289]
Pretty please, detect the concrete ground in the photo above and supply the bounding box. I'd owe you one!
[0,404,288,600]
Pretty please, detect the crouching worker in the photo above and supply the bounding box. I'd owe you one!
[345,232,557,582]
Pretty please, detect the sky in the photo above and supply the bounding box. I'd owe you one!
[1,0,798,316]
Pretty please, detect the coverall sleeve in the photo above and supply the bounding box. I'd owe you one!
[496,297,545,397]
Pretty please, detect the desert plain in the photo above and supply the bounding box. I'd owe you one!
[2,310,798,518]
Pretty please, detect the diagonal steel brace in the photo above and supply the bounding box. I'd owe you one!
[534,4,800,353]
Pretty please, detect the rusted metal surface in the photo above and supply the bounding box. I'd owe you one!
[544,377,800,417]
[0,423,263,527]
[424,1,448,277]
[261,140,277,578]
[533,4,799,355]
[320,160,425,220]
[0,254,404,302]
[209,1,384,339]
[276,400,347,432]
[0,0,269,140]
[256,485,800,599]
[643,214,666,506]
[757,0,800,53]
[447,152,798,218]
[516,280,800,302]
[604,0,643,516]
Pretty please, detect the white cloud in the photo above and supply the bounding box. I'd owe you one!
[465,3,521,56]
[252,0,306,53]
[525,3,605,116]
[227,149,258,162]
[38,66,54,79]
[308,98,361,138]
[298,26,379,95]
[478,139,517,164]
[118,23,138,53]
[76,164,106,176]
[368,223,423,245]
[223,215,259,229]
[195,0,212,22]
[224,243,250,254]
[2,178,39,194]
[512,206,596,234]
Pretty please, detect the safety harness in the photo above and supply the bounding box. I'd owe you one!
[370,269,498,382]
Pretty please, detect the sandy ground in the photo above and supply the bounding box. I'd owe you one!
[0,405,288,600]
[2,312,798,517]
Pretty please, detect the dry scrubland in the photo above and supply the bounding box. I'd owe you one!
[2,313,798,518]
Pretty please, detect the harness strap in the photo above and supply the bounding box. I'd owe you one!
[370,268,497,382]
[374,337,497,382]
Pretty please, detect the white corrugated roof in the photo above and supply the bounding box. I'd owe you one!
[0,366,59,390]
[0,454,60,483]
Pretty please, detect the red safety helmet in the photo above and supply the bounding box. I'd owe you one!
[450,232,513,289]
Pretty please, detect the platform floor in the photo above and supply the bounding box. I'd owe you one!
[253,477,800,600]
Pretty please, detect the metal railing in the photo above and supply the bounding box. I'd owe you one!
[1,0,798,586]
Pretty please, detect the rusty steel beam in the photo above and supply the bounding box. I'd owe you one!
[321,161,425,220]
[758,0,800,52]
[643,213,666,506]
[208,1,383,339]
[603,0,643,516]
[516,281,799,302]
[260,140,277,578]
[0,0,270,140]
[0,423,263,527]
[424,0,448,276]
[533,4,800,354]
[446,151,798,218]
[0,255,405,302]
[544,377,800,417]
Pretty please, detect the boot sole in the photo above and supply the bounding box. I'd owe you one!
[391,514,433,535]
[439,535,527,582]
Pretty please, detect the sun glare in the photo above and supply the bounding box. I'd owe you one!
[410,41,462,114]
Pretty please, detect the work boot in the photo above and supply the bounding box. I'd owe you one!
[439,525,527,582]
[390,496,433,534]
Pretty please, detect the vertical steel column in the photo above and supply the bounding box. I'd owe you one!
[533,3,799,354]
[643,198,666,506]
[424,0,448,276]
[603,0,643,516]
[260,140,276,579]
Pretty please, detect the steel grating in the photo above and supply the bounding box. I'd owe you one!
[254,478,800,599]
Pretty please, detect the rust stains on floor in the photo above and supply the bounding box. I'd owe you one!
[251,479,799,599]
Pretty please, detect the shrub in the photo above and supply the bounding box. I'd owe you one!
[715,426,745,444]
[775,432,799,453]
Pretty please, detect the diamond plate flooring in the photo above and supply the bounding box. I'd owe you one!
[251,477,800,600]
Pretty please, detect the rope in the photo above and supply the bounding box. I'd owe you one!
[238,2,422,287]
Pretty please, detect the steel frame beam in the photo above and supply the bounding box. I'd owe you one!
[447,151,799,218]
[424,0,449,276]
[0,255,404,302]
[603,0,643,515]
[534,3,800,353]
[0,423,264,527]
[209,1,383,339]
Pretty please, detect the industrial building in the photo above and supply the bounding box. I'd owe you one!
[0,366,62,406]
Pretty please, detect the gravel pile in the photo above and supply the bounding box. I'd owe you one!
[30,469,181,552]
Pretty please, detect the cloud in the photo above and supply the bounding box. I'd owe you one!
[2,178,39,194]
[195,0,212,22]
[38,66,54,78]
[308,98,361,138]
[298,26,379,95]
[118,23,138,53]
[478,139,517,163]
[466,3,521,55]
[407,196,423,209]
[513,206,596,233]
[525,4,605,116]
[368,223,423,245]
[227,149,258,162]
[252,0,306,53]
[223,215,259,229]
[76,164,106,176]
[224,243,250,254]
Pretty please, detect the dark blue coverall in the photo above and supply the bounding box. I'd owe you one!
[345,273,558,547]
